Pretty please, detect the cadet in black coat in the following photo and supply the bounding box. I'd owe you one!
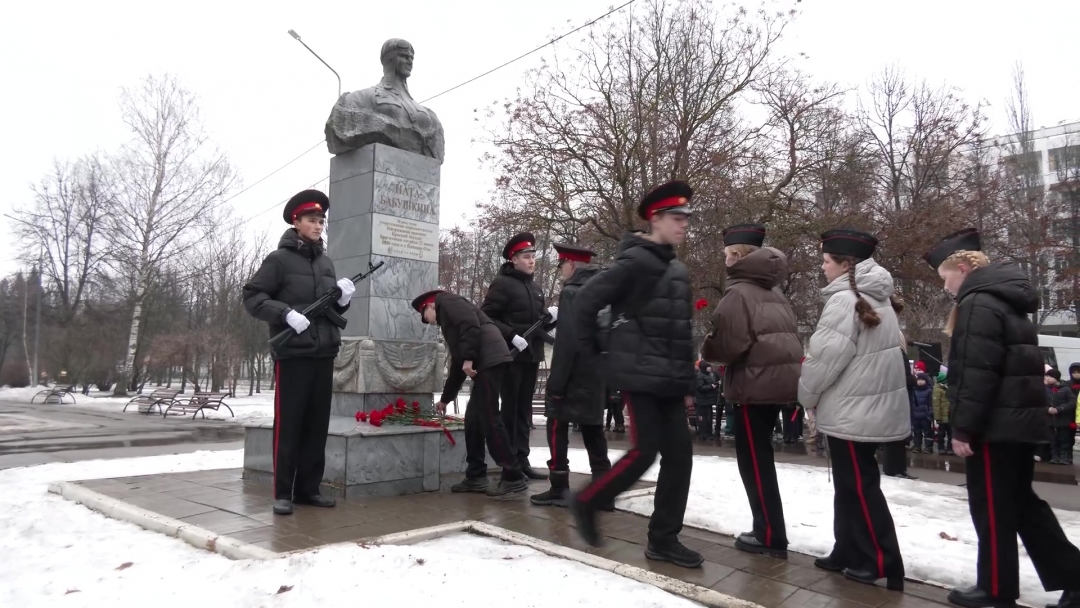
[415,290,527,497]
[481,232,552,480]
[568,181,702,570]
[1043,368,1076,465]
[927,229,1080,608]
[530,244,611,509]
[242,190,354,516]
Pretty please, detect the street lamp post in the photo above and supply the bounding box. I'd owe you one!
[287,29,342,98]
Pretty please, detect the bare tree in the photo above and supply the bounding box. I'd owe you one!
[107,75,236,395]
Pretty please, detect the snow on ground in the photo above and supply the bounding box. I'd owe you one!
[1,450,697,608]
[537,448,1078,607]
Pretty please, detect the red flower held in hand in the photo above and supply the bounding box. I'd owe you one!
[695,298,709,311]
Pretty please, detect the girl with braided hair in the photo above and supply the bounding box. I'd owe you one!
[926,229,1080,608]
[798,229,909,592]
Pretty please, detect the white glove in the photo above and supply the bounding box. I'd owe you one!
[546,306,558,322]
[511,335,529,351]
[336,278,355,306]
[285,310,310,334]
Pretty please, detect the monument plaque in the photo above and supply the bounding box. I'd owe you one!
[371,214,439,263]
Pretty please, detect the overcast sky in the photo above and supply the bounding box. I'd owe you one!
[3,0,1078,278]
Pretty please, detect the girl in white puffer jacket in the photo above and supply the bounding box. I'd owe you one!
[798,229,908,593]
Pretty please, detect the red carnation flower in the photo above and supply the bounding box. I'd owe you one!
[395,398,406,407]
[695,298,709,311]
[355,411,368,422]
[412,401,421,412]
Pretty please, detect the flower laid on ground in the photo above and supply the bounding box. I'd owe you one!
[355,397,464,445]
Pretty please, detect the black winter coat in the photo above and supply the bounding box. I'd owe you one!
[694,368,720,406]
[574,232,695,398]
[946,262,1051,444]
[1046,384,1076,428]
[243,229,349,360]
[435,292,513,403]
[545,265,604,425]
[481,263,548,363]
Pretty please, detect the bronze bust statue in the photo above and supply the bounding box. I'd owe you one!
[325,39,445,164]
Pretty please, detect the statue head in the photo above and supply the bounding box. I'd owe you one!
[380,39,414,79]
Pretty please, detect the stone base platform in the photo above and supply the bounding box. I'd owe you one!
[243,415,495,499]
[56,468,954,608]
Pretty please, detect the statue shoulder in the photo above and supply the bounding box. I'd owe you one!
[335,86,379,108]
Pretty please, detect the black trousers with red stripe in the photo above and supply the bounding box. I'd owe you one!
[734,404,788,549]
[546,418,610,476]
[827,436,904,580]
[500,361,539,467]
[465,364,523,481]
[273,357,334,500]
[965,442,1080,600]
[577,393,693,546]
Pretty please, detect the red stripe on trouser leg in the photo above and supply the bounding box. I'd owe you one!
[984,444,999,597]
[743,406,773,547]
[550,418,558,465]
[579,393,638,503]
[578,449,638,503]
[848,440,884,578]
[273,361,281,496]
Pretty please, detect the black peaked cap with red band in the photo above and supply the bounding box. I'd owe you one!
[638,180,693,220]
[411,289,445,323]
[722,223,766,247]
[502,232,537,260]
[553,242,596,264]
[283,189,330,224]
[924,228,981,270]
[820,229,878,260]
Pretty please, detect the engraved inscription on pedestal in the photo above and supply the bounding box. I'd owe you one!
[370,213,439,263]
[373,173,439,224]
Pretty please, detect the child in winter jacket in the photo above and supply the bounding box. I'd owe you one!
[932,372,952,455]
[1046,368,1077,465]
[911,373,935,452]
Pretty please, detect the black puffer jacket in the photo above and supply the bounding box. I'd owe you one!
[1046,384,1076,428]
[946,262,1051,444]
[574,232,695,398]
[545,264,604,425]
[243,229,349,360]
[435,292,513,403]
[481,263,548,363]
[694,363,720,406]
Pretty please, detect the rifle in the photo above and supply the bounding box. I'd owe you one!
[508,312,554,357]
[268,261,385,353]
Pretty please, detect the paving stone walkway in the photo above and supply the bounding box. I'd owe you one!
[74,469,954,608]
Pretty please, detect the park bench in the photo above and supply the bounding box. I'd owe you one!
[122,388,182,415]
[163,391,234,420]
[31,384,77,405]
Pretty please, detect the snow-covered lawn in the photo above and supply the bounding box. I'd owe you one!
[0,450,697,607]
[0,385,274,425]
[537,448,1078,608]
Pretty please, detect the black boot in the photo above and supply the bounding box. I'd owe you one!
[451,477,489,493]
[947,586,1017,608]
[734,532,787,559]
[645,539,704,568]
[486,475,528,497]
[844,568,903,591]
[814,554,844,572]
[522,464,549,481]
[613,425,625,433]
[570,495,601,547]
[1054,590,1080,608]
[531,471,570,507]
[294,494,336,508]
[272,498,294,515]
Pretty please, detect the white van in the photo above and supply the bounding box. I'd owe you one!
[1038,335,1080,371]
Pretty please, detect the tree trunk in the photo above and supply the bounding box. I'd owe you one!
[113,280,147,396]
